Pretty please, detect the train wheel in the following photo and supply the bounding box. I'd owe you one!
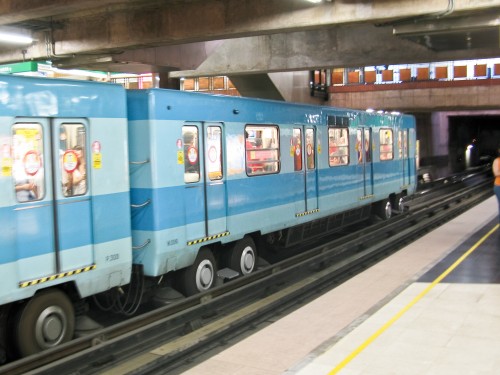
[229,236,257,276]
[376,198,392,220]
[179,249,217,296]
[395,195,406,214]
[14,289,74,357]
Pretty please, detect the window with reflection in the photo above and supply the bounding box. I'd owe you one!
[60,123,87,196]
[12,123,45,202]
[206,126,223,181]
[329,127,349,166]
[293,128,302,171]
[380,128,394,161]
[183,126,200,183]
[398,130,408,158]
[245,125,279,176]
[306,128,315,170]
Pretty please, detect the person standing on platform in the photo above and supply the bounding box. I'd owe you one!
[493,146,500,224]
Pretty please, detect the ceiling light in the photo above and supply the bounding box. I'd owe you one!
[0,31,33,45]
[306,0,323,3]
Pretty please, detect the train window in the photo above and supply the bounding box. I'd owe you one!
[306,128,315,170]
[398,130,408,158]
[12,123,45,202]
[60,123,87,197]
[183,126,200,183]
[328,127,349,166]
[380,128,394,161]
[293,128,302,171]
[206,126,222,181]
[356,129,371,163]
[245,125,279,176]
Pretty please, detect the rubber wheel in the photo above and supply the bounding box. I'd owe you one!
[229,236,257,276]
[395,195,406,214]
[15,289,74,357]
[179,249,217,296]
[376,198,392,220]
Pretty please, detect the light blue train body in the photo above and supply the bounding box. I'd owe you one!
[0,75,132,306]
[0,77,416,359]
[126,89,417,278]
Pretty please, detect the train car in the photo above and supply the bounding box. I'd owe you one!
[0,75,132,358]
[126,89,417,297]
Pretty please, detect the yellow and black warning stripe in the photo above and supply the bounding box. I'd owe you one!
[19,264,96,288]
[295,208,320,217]
[359,194,374,201]
[187,231,230,246]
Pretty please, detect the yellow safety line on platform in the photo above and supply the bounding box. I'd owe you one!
[328,223,499,375]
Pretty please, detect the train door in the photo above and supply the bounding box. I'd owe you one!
[292,127,318,215]
[183,123,227,243]
[357,127,373,198]
[53,120,94,271]
[12,119,93,283]
[303,127,318,212]
[204,123,227,235]
[399,129,411,186]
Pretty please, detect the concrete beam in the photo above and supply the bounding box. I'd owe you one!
[169,23,500,78]
[0,0,498,64]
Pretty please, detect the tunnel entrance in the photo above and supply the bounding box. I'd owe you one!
[449,115,500,172]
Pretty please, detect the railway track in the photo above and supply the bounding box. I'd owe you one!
[1,173,493,375]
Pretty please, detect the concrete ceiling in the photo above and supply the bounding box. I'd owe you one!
[0,0,498,77]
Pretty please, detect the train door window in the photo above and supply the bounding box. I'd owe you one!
[306,128,315,170]
[328,127,349,166]
[60,123,87,197]
[398,130,408,158]
[380,128,393,161]
[12,123,45,202]
[183,126,200,183]
[245,125,279,176]
[356,129,371,163]
[293,128,302,171]
[206,126,222,181]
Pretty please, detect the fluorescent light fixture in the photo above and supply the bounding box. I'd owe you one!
[0,31,33,45]
[306,0,322,3]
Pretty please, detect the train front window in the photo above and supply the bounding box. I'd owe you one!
[12,123,45,202]
[328,127,349,166]
[183,126,200,183]
[245,125,279,176]
[380,128,393,161]
[60,123,87,197]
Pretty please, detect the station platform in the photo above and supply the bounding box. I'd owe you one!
[182,196,500,375]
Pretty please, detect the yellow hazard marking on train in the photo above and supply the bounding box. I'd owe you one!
[295,209,319,217]
[359,194,374,201]
[328,223,499,375]
[19,264,96,288]
[187,231,230,246]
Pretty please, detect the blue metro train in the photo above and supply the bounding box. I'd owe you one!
[0,74,416,359]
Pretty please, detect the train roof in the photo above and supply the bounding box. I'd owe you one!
[0,74,126,118]
[126,88,414,127]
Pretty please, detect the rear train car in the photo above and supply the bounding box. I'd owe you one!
[126,89,417,297]
[0,75,132,358]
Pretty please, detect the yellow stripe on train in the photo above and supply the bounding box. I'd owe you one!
[295,209,320,217]
[187,231,230,246]
[19,264,96,288]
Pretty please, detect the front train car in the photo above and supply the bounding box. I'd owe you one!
[0,75,132,360]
